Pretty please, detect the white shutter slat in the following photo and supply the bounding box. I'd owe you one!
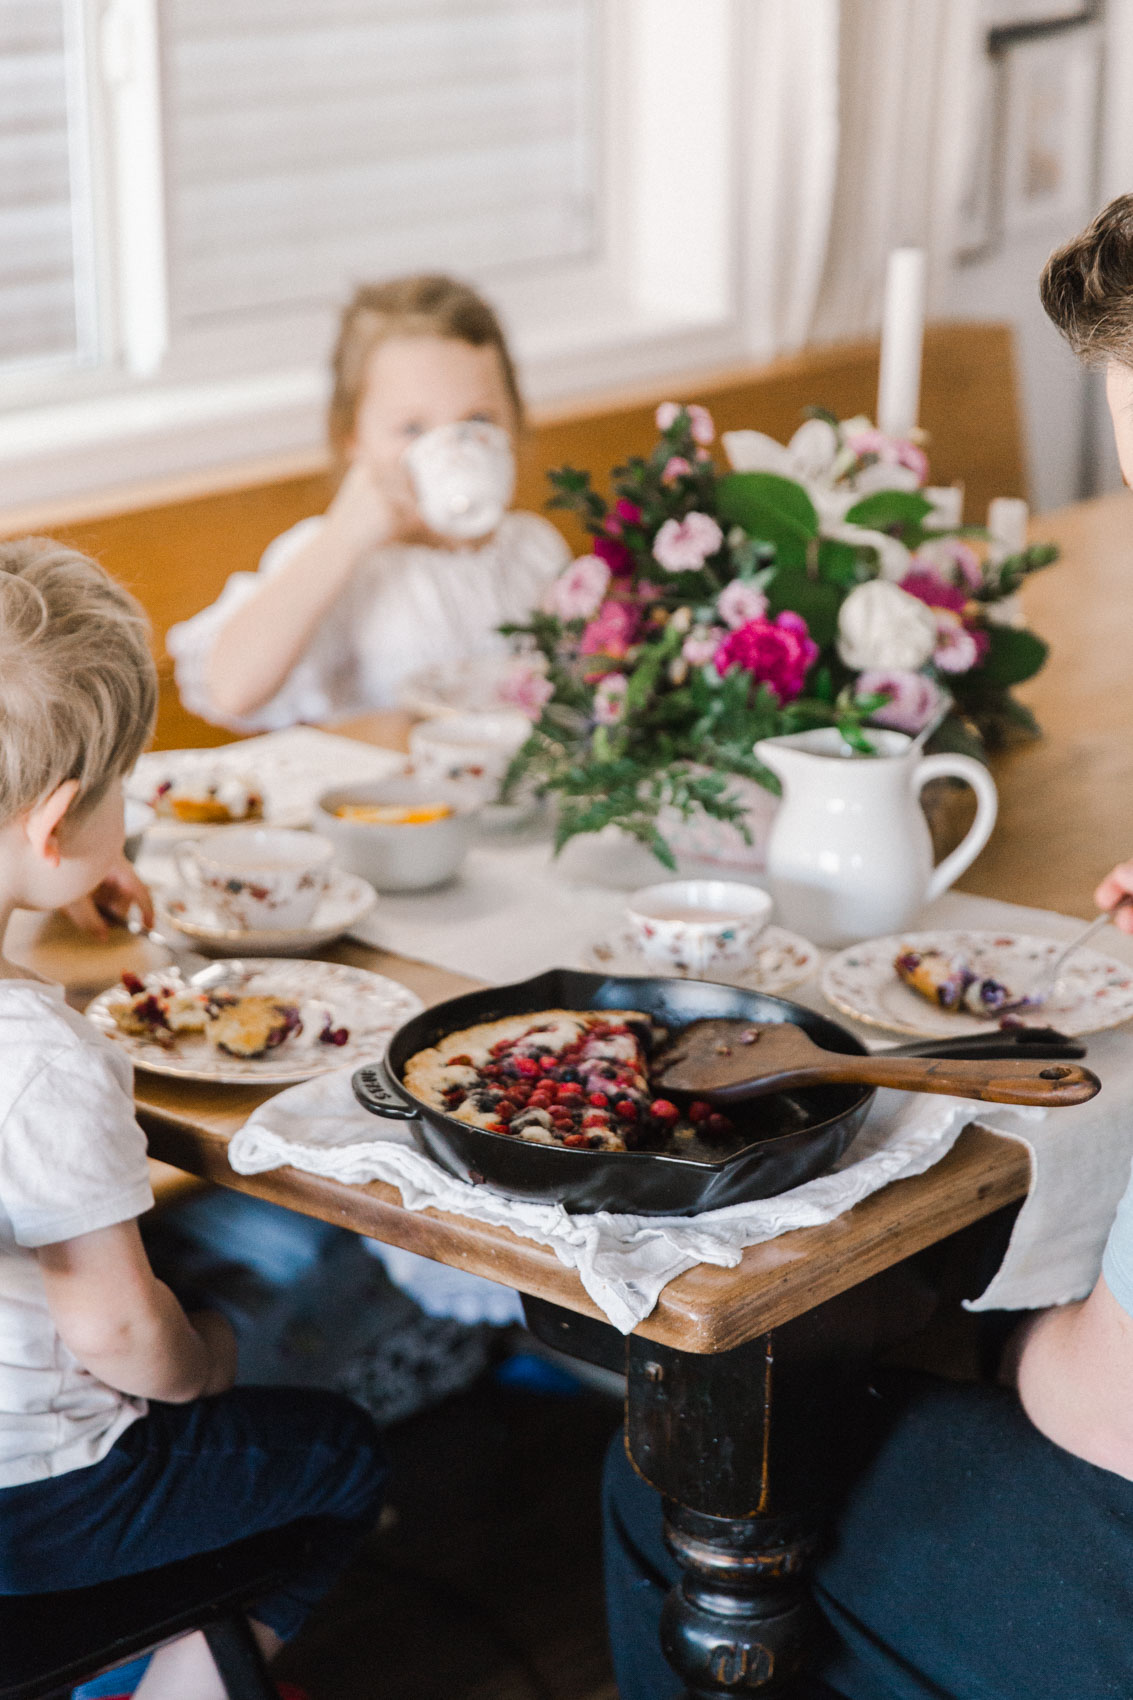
[164,0,600,328]
[0,1,87,369]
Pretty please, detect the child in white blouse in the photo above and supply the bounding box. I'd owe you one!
[169,274,569,730]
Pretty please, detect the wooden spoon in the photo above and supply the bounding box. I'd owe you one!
[652,1019,1100,1109]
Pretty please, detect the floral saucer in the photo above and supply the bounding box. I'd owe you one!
[154,868,376,957]
[580,923,819,996]
[822,929,1133,1039]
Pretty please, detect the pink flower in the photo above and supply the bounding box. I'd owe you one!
[655,402,715,445]
[932,611,980,674]
[603,498,643,538]
[661,455,692,485]
[683,628,724,667]
[652,511,724,573]
[543,554,610,622]
[913,537,983,592]
[845,427,929,485]
[580,600,640,659]
[713,611,818,705]
[497,659,554,719]
[899,570,968,614]
[593,673,629,725]
[717,579,769,630]
[593,534,633,577]
[856,669,947,734]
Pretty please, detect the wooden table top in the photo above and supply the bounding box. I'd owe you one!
[9,492,1126,1353]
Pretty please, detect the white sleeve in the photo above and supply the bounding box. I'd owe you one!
[0,1043,154,1247]
[167,516,331,733]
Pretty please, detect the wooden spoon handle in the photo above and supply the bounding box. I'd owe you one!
[815,1054,1100,1107]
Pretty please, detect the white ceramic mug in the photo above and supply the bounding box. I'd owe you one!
[626,879,774,975]
[404,421,516,540]
[173,827,335,932]
[408,711,531,805]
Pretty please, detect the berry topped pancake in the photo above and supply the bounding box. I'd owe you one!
[404,1009,734,1153]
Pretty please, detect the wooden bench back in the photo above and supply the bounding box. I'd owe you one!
[1,322,1023,752]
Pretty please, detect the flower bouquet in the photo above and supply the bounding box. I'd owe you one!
[502,403,1056,868]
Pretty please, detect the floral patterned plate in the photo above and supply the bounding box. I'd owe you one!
[822,929,1133,1039]
[581,923,819,997]
[86,958,422,1085]
[153,869,377,958]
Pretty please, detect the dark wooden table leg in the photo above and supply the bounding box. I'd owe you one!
[524,1284,877,1697]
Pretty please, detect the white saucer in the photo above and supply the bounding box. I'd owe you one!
[580,923,819,997]
[154,868,377,957]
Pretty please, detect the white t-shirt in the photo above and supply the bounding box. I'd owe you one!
[0,980,153,1487]
[167,509,570,733]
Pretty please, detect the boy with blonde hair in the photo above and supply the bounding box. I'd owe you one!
[0,538,386,1700]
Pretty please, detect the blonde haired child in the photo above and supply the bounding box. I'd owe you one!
[0,539,385,1700]
[169,274,569,729]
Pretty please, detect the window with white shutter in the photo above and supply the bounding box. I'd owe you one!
[162,0,602,332]
[0,0,96,373]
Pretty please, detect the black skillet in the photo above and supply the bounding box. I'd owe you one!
[351,968,1087,1217]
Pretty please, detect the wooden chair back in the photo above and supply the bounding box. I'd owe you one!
[1,322,1023,752]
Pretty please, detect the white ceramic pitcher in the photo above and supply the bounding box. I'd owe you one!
[753,727,998,947]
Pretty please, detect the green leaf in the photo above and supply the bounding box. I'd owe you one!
[716,473,818,569]
[843,490,933,530]
[978,625,1049,686]
[764,571,842,648]
[816,537,860,587]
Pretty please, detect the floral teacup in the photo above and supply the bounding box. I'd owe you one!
[408,712,531,806]
[173,827,335,933]
[626,879,774,975]
[404,421,516,541]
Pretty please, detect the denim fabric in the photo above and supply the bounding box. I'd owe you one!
[0,1384,387,1642]
[602,1374,1133,1700]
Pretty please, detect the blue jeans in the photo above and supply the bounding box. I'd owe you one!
[603,1373,1133,1700]
[0,1385,387,1642]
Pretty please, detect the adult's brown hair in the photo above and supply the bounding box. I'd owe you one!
[1041,194,1133,365]
[327,274,524,469]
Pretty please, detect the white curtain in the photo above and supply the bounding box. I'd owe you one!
[744,0,981,355]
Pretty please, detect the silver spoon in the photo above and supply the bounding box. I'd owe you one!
[1028,897,1133,1005]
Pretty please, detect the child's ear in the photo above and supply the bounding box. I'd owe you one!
[24,780,80,868]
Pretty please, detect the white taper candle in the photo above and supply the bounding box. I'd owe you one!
[987,496,1029,559]
[877,247,926,439]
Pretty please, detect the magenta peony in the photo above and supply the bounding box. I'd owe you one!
[652,511,724,573]
[543,554,610,622]
[856,669,947,734]
[716,579,769,630]
[899,570,968,614]
[580,600,640,659]
[713,611,818,704]
[592,534,633,577]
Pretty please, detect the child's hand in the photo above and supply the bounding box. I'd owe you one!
[1095,863,1133,932]
[327,457,418,553]
[190,1309,239,1395]
[62,858,153,939]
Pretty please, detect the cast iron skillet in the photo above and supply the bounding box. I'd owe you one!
[351,968,1086,1217]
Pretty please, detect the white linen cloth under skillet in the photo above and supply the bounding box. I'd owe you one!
[167,510,569,731]
[226,881,1133,1332]
[228,1069,1043,1335]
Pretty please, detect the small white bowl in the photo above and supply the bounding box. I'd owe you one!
[315,776,478,892]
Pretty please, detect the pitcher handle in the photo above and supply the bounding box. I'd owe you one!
[916,753,999,903]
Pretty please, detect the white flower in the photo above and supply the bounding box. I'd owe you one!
[722,418,839,483]
[593,673,629,725]
[932,611,980,675]
[836,580,938,672]
[652,512,724,572]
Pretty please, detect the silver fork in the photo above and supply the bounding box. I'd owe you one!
[1028,897,1133,1006]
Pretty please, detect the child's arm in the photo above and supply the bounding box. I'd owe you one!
[205,461,408,722]
[36,1219,237,1402]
